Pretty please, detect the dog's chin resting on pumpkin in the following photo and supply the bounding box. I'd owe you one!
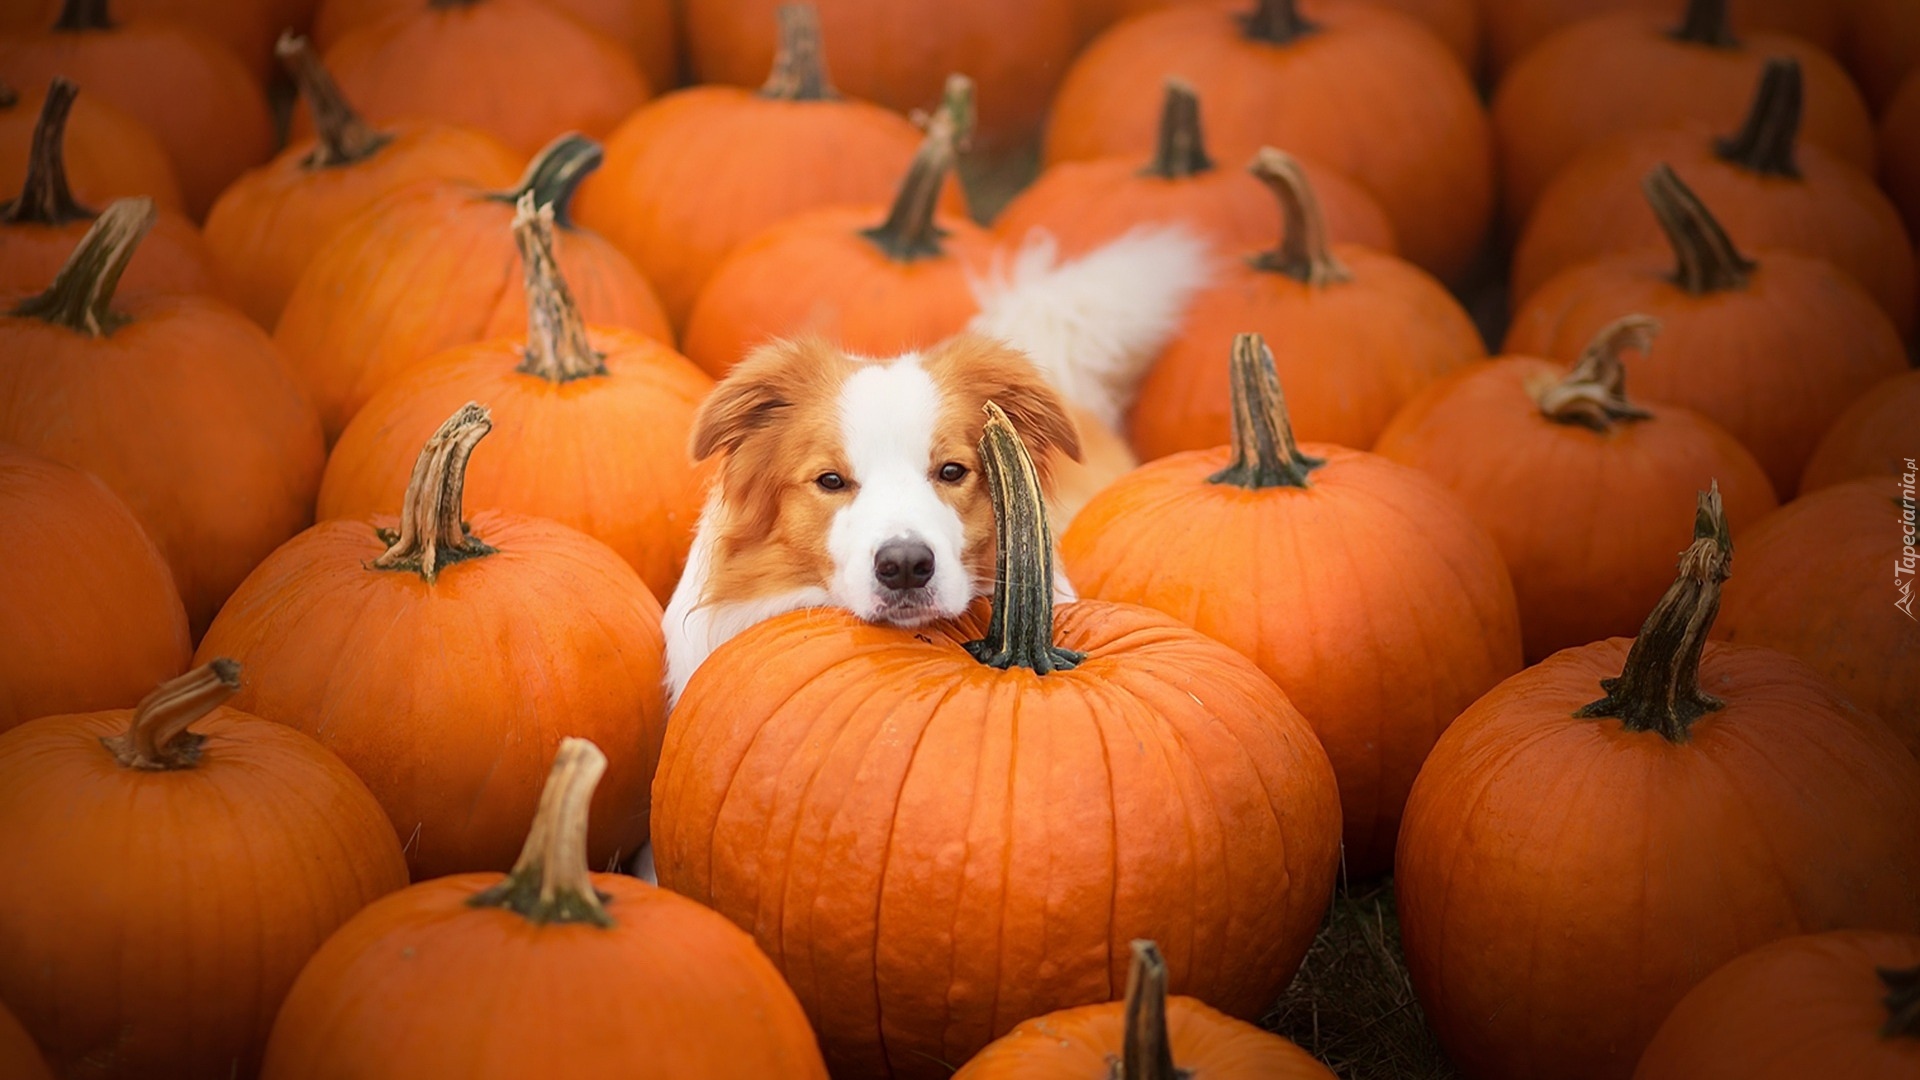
[658,225,1209,709]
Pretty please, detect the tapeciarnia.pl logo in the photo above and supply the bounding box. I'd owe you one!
[1899,458,1917,621]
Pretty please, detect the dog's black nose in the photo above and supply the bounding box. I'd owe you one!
[874,540,935,591]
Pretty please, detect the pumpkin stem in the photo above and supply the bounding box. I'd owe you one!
[2,77,92,227]
[1643,164,1755,295]
[964,402,1084,674]
[1672,0,1736,47]
[11,196,151,336]
[53,0,112,31]
[1207,332,1324,489]
[468,737,616,927]
[1575,483,1732,742]
[1113,941,1192,1080]
[860,73,972,263]
[1141,79,1213,179]
[370,403,497,582]
[1533,315,1660,433]
[1880,965,1920,1038]
[99,660,241,770]
[278,32,392,169]
[512,193,605,383]
[496,132,603,229]
[1241,0,1317,45]
[1248,147,1354,286]
[1714,57,1801,178]
[759,3,838,100]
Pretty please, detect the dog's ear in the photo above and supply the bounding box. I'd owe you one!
[928,334,1084,468]
[689,337,836,461]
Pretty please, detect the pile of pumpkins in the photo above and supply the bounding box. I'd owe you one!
[1,0,1917,1077]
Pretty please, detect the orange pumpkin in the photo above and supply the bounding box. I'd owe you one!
[320,198,714,604]
[1880,67,1920,246]
[1511,58,1916,335]
[312,0,680,94]
[682,75,990,377]
[653,401,1343,1078]
[0,79,224,301]
[1714,477,1920,756]
[1128,148,1484,460]
[0,0,275,219]
[203,34,522,329]
[1045,0,1492,283]
[1395,487,1920,1080]
[995,79,1396,259]
[0,199,326,636]
[0,75,182,211]
[0,1002,51,1080]
[301,0,649,157]
[1633,930,1920,1080]
[1374,316,1777,662]
[1845,0,1920,110]
[575,3,964,329]
[1505,164,1908,498]
[953,940,1336,1079]
[1491,0,1876,232]
[1800,370,1920,495]
[260,738,830,1078]
[1482,0,1845,79]
[1065,333,1521,875]
[275,133,671,442]
[1084,0,1480,72]
[198,404,668,881]
[0,661,409,1080]
[685,0,1078,150]
[0,443,190,735]
[1,0,286,85]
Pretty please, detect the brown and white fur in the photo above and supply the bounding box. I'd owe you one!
[661,226,1211,707]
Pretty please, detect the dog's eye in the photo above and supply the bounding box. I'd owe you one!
[815,472,847,491]
[937,462,968,483]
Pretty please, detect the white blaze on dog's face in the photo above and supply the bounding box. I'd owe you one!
[687,334,1082,624]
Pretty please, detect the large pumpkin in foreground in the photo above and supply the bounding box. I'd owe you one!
[653,403,1343,1079]
[0,661,408,1080]
[261,738,830,1079]
[1396,487,1920,1080]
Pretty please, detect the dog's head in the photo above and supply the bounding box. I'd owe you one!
[689,334,1082,625]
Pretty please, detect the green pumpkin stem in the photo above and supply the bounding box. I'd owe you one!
[759,3,838,100]
[12,196,151,336]
[1672,0,1736,47]
[512,193,605,382]
[53,0,111,31]
[2,77,92,227]
[1241,0,1317,45]
[278,32,392,169]
[1880,965,1920,1038]
[1534,315,1660,433]
[1118,941,1192,1080]
[497,133,603,229]
[1248,147,1354,286]
[1575,484,1732,742]
[964,402,1084,674]
[1207,332,1324,489]
[1715,57,1801,178]
[370,403,497,582]
[100,660,241,770]
[1142,79,1213,179]
[861,73,971,263]
[1644,164,1755,295]
[468,737,615,927]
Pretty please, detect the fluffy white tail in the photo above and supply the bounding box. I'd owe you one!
[968,225,1213,430]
